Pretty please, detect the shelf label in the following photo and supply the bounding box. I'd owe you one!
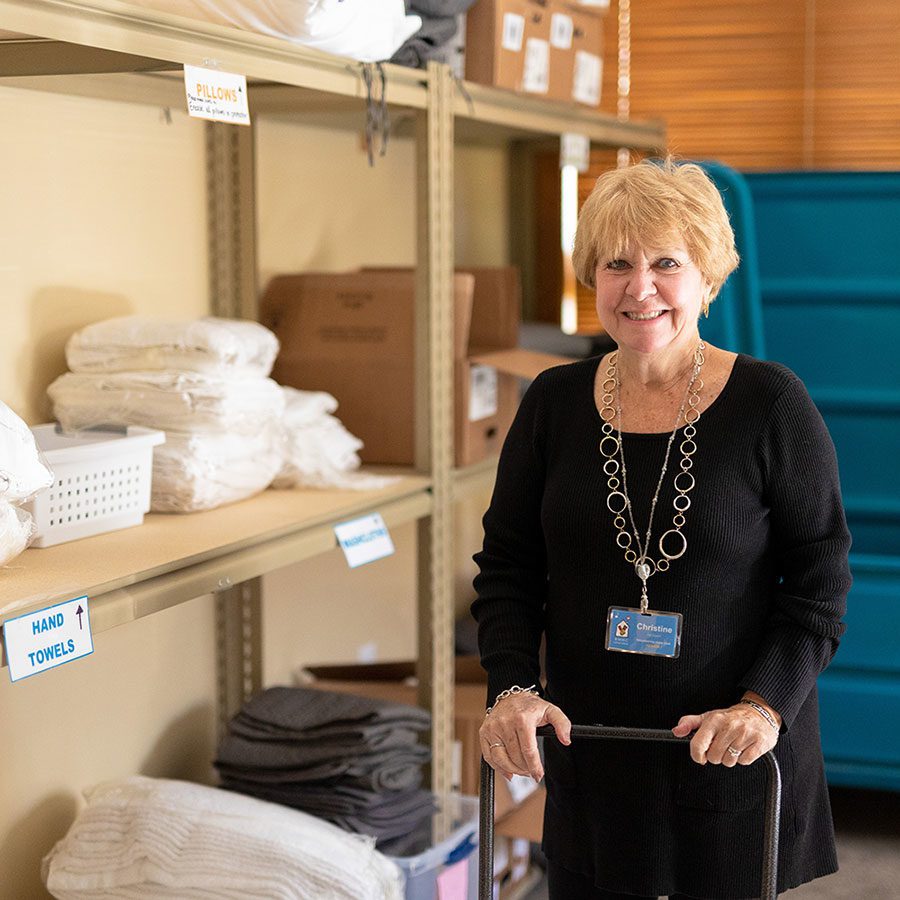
[469,364,499,422]
[334,513,395,569]
[561,132,591,172]
[551,13,574,50]
[3,596,93,683]
[573,50,602,106]
[183,64,250,126]
[522,38,550,95]
[501,13,525,53]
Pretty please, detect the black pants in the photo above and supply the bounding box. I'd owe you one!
[547,859,725,900]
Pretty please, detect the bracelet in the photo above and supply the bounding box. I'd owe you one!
[740,698,780,731]
[486,684,538,715]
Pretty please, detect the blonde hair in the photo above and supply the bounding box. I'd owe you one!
[572,158,739,303]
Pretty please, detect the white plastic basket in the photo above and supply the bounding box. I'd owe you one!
[24,425,166,547]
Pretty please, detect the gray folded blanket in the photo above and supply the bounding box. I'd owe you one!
[215,746,429,791]
[215,728,422,769]
[228,686,430,740]
[221,781,437,844]
[215,685,436,845]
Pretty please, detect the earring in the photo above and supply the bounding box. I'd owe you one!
[701,299,710,318]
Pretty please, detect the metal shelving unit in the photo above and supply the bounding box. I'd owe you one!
[0,0,665,798]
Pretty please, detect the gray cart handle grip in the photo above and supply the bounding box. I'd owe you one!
[478,723,781,900]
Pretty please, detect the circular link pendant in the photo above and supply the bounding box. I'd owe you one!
[600,435,620,457]
[659,528,688,560]
[597,341,703,587]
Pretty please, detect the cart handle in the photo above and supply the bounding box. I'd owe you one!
[478,723,781,900]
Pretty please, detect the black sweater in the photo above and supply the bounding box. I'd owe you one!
[472,354,852,898]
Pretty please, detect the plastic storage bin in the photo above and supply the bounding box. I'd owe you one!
[24,424,165,547]
[386,794,480,900]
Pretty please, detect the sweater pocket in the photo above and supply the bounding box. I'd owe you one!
[674,755,766,811]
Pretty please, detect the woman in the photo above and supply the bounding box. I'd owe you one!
[472,158,851,899]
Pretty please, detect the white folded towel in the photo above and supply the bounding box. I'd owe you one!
[0,400,54,502]
[274,388,400,492]
[49,371,286,436]
[65,316,280,378]
[151,429,283,512]
[42,775,404,899]
[0,500,34,567]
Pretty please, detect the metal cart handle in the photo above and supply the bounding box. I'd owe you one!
[478,723,782,900]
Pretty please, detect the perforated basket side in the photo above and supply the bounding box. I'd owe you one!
[28,445,155,547]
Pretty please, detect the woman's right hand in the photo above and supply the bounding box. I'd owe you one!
[478,693,572,782]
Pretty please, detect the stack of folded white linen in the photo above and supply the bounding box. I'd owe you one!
[273,387,400,492]
[0,400,53,567]
[42,775,404,899]
[49,316,286,513]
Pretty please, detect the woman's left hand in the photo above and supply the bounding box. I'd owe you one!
[672,701,780,767]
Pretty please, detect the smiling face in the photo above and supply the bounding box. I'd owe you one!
[594,242,710,357]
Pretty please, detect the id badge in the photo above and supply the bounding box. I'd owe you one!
[605,607,682,658]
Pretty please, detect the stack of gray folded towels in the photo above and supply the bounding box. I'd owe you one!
[215,686,436,850]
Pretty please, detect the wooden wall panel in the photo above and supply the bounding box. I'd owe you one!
[814,0,900,169]
[564,0,900,332]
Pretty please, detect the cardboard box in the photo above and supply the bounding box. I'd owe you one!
[496,783,545,843]
[465,0,556,98]
[548,1,604,106]
[261,268,571,467]
[301,656,546,830]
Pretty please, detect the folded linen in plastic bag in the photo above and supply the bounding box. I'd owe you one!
[41,775,403,900]
[65,316,279,378]
[140,0,421,62]
[0,400,54,503]
[151,428,283,512]
[273,388,401,492]
[48,371,285,436]
[0,501,35,568]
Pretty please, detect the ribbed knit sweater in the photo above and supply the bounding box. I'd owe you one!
[472,354,852,898]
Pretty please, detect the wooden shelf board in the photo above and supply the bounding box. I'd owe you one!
[0,474,431,652]
[453,80,666,150]
[0,0,429,108]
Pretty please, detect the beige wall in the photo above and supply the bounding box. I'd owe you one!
[0,85,209,425]
[1,85,506,898]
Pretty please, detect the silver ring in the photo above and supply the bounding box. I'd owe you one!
[489,741,504,749]
[727,746,741,758]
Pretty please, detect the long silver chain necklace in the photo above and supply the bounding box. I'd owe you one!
[599,341,705,612]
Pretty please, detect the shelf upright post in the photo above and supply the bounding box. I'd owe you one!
[206,121,259,320]
[206,119,263,731]
[415,61,455,796]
